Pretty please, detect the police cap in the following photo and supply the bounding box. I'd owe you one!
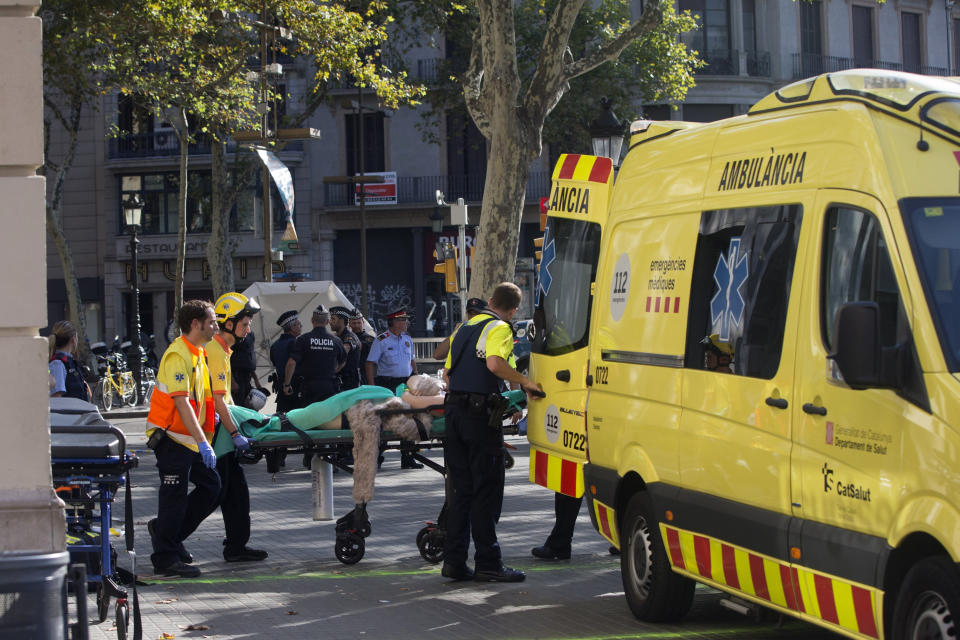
[276,310,299,328]
[330,306,352,320]
[313,304,329,317]
[466,297,487,313]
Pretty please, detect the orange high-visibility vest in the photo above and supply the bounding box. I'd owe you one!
[146,336,214,451]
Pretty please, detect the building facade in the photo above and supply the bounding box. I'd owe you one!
[45,0,959,350]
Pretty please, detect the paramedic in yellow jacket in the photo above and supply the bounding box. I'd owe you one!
[145,300,220,578]
[208,292,269,563]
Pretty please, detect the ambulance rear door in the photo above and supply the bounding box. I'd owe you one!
[528,154,613,498]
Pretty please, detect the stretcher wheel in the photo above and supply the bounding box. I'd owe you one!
[115,601,129,640]
[358,522,371,538]
[416,526,430,548]
[418,529,445,564]
[96,582,110,622]
[504,451,515,469]
[335,532,365,565]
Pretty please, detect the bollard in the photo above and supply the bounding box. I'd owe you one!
[311,454,334,520]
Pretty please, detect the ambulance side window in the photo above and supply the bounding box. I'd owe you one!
[685,205,803,379]
[821,207,906,351]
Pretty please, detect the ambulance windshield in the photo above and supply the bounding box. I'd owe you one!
[531,218,602,356]
[901,198,960,372]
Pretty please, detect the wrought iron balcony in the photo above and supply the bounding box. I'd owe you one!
[323,171,551,207]
[695,50,771,77]
[108,130,303,160]
[792,53,949,79]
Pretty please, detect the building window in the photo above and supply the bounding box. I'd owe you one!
[852,5,874,68]
[742,0,756,53]
[680,0,733,74]
[119,171,284,235]
[954,18,960,72]
[799,0,823,76]
[345,111,385,176]
[447,110,487,201]
[901,12,922,73]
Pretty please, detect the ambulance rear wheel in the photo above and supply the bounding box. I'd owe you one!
[335,533,364,565]
[891,556,960,640]
[621,492,694,622]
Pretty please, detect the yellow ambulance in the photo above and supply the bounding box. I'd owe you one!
[527,69,960,639]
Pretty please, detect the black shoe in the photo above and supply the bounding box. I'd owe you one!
[474,565,525,582]
[440,563,475,581]
[224,546,269,562]
[531,545,570,560]
[155,560,200,578]
[148,518,193,564]
[609,546,621,556]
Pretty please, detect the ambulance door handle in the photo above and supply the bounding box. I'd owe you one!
[556,369,571,382]
[765,397,788,409]
[802,403,827,416]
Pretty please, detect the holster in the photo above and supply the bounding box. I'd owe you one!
[486,394,511,429]
[146,427,167,451]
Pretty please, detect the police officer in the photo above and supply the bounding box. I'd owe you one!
[285,305,345,407]
[270,310,302,413]
[230,331,264,410]
[365,308,417,391]
[330,306,362,390]
[349,309,375,366]
[441,283,542,583]
[366,308,421,469]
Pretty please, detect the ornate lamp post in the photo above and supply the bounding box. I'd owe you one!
[123,193,145,404]
[588,97,626,167]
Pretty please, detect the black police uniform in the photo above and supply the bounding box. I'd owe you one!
[270,332,299,413]
[292,327,345,406]
[337,327,362,390]
[50,352,90,402]
[230,333,257,409]
[443,315,511,576]
[357,329,374,366]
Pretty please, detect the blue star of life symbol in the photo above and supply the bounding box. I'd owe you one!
[710,237,749,342]
[536,228,557,307]
[218,372,226,381]
[175,372,185,382]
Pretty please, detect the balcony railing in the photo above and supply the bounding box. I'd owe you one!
[323,171,551,207]
[108,131,303,160]
[792,53,949,80]
[695,50,771,77]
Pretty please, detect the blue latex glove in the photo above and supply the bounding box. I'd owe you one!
[231,432,251,452]
[198,441,217,469]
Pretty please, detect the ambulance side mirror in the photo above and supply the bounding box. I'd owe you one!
[829,302,883,389]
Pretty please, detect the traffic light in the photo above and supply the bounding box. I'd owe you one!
[433,241,459,293]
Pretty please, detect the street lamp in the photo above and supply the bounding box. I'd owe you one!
[588,97,626,167]
[429,206,445,233]
[123,193,145,405]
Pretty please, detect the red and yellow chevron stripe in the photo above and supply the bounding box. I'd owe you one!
[552,154,613,184]
[592,498,620,548]
[529,447,584,498]
[661,524,880,639]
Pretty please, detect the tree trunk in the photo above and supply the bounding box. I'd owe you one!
[207,139,234,297]
[170,108,188,312]
[44,98,91,362]
[468,122,533,298]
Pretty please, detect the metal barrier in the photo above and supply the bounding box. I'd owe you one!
[413,337,445,364]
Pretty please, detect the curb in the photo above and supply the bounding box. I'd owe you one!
[102,408,149,420]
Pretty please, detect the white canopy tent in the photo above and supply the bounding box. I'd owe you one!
[240,281,373,382]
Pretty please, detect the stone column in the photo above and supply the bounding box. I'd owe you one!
[316,228,337,281]
[0,1,66,552]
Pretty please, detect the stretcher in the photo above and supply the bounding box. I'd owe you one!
[50,398,140,640]
[222,386,529,565]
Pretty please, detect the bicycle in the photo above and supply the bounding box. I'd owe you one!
[93,353,136,412]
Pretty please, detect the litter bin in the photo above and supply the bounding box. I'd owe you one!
[0,551,69,639]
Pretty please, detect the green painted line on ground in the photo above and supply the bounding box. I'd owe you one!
[142,560,615,586]
[501,624,812,640]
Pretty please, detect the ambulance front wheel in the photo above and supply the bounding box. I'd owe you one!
[891,556,960,640]
[620,491,694,622]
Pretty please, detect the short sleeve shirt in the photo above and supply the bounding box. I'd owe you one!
[367,331,415,377]
[49,355,68,396]
[443,313,514,369]
[206,334,233,405]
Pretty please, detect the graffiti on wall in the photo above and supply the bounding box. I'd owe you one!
[340,283,413,332]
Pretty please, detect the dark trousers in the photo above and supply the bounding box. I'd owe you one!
[151,436,221,569]
[442,400,505,571]
[217,451,251,553]
[374,376,409,392]
[300,377,339,406]
[545,492,583,552]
